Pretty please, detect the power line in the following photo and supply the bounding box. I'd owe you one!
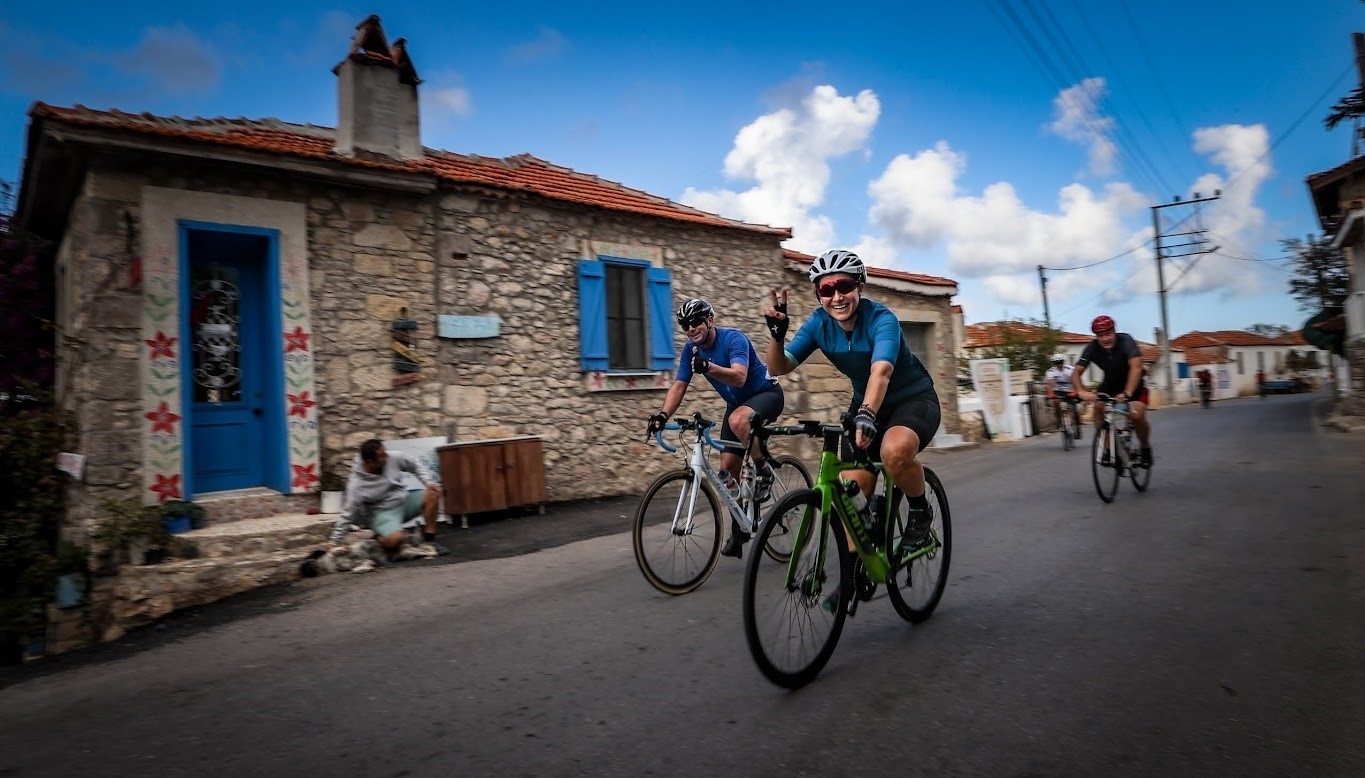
[1043,238,1152,271]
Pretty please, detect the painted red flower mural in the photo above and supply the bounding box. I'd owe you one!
[144,401,182,434]
[145,331,177,360]
[287,391,316,418]
[291,463,319,489]
[284,326,311,353]
[149,473,182,502]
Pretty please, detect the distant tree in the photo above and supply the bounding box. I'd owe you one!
[973,316,1065,380]
[0,180,55,393]
[1324,84,1364,131]
[1282,234,1349,314]
[1245,323,1289,337]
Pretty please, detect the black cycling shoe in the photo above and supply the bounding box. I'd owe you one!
[1099,452,1111,467]
[721,519,749,558]
[720,531,749,559]
[1140,447,1153,468]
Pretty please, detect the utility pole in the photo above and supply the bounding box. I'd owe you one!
[1151,192,1221,399]
[1038,265,1051,330]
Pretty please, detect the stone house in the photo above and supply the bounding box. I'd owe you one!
[1306,153,1365,413]
[14,16,962,552]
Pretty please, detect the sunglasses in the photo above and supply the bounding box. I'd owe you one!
[678,316,708,330]
[816,278,861,298]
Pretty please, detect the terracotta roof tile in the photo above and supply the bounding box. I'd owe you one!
[781,249,958,287]
[30,102,790,237]
[962,321,1091,348]
[1172,330,1281,348]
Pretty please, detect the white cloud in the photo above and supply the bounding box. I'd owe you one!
[429,85,472,117]
[866,141,1147,278]
[1047,77,1117,177]
[681,85,880,253]
[111,25,221,93]
[507,27,567,64]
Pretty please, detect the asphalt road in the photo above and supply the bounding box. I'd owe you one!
[2,392,1363,777]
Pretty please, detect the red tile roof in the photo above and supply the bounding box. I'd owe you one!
[29,102,791,237]
[1172,330,1281,348]
[951,304,964,314]
[781,249,958,287]
[962,320,1092,348]
[1184,351,1226,366]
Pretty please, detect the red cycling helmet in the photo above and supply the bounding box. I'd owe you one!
[1091,315,1116,334]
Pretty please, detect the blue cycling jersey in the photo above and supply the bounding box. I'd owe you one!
[675,327,777,407]
[785,298,933,406]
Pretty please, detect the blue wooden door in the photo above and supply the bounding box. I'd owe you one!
[185,229,271,493]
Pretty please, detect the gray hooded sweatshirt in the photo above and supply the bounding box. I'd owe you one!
[328,451,437,543]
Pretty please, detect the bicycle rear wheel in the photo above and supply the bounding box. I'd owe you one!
[1129,437,1151,492]
[632,470,722,595]
[743,489,851,689]
[886,467,952,623]
[760,454,813,563]
[1061,413,1074,451]
[1091,425,1119,503]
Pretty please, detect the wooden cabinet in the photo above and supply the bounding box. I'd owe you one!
[437,436,547,526]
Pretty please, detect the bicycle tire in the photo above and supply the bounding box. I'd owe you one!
[1061,413,1074,451]
[1129,435,1151,492]
[760,454,814,563]
[886,467,953,623]
[1091,424,1119,503]
[632,469,722,595]
[743,488,851,689]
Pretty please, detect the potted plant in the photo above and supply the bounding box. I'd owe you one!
[157,499,208,533]
[319,471,347,514]
[94,498,170,565]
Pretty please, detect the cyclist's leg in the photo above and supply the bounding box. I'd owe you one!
[876,393,940,548]
[733,386,784,471]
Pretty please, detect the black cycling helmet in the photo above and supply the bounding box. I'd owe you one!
[808,249,867,283]
[676,298,714,326]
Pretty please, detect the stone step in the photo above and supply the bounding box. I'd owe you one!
[168,512,337,560]
[928,433,969,449]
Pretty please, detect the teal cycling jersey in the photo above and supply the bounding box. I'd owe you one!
[784,297,933,406]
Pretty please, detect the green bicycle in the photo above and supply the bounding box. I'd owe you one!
[742,415,952,689]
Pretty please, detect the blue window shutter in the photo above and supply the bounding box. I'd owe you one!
[646,266,675,371]
[577,260,609,371]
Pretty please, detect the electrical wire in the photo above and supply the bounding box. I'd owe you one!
[1043,238,1152,271]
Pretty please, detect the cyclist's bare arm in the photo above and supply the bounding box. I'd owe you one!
[1122,356,1143,398]
[656,379,689,417]
[705,361,749,387]
[861,360,894,413]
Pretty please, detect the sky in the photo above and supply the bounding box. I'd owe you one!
[1,1,1361,341]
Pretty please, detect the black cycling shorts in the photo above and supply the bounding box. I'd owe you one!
[841,390,941,464]
[719,384,784,456]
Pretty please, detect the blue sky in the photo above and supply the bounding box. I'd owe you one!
[1,1,1360,340]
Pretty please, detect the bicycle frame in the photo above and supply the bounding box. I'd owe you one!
[777,421,940,590]
[1098,400,1138,470]
[654,416,769,535]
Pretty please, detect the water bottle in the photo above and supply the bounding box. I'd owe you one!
[719,469,741,501]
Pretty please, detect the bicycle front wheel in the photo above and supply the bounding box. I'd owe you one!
[1091,425,1119,503]
[1130,440,1152,493]
[886,467,952,623]
[743,488,851,689]
[760,454,813,563]
[1061,414,1074,451]
[632,469,722,595]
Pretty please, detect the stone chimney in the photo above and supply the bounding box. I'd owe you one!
[333,14,422,160]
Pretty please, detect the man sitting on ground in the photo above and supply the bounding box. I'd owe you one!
[326,438,450,556]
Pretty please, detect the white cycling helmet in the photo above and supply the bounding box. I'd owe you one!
[808,249,867,283]
[1051,354,1066,364]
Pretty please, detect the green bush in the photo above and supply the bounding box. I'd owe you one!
[0,390,68,662]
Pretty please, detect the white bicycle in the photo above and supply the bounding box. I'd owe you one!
[632,412,812,595]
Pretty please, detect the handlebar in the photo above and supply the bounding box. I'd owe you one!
[651,413,725,454]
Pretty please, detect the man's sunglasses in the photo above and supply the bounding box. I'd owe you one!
[678,316,708,330]
[816,278,861,298]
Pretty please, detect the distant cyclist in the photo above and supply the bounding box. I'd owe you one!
[1072,315,1152,467]
[763,249,940,549]
[1045,354,1080,439]
[645,298,784,559]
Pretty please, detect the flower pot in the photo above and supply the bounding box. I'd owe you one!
[164,515,192,535]
[320,490,344,514]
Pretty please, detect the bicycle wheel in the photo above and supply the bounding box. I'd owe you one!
[1129,436,1151,493]
[760,454,813,563]
[1091,424,1119,503]
[743,488,851,689]
[1061,413,1074,451]
[632,469,722,595]
[886,467,953,623]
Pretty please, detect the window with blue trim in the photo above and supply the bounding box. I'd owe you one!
[577,257,675,371]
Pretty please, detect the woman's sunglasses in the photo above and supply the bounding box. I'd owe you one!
[816,278,861,298]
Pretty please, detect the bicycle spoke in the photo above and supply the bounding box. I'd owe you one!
[633,471,722,595]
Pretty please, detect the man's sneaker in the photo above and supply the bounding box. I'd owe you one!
[1099,452,1111,467]
[426,540,452,557]
[1140,448,1153,468]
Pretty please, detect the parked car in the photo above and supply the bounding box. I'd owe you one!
[1261,378,1303,394]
